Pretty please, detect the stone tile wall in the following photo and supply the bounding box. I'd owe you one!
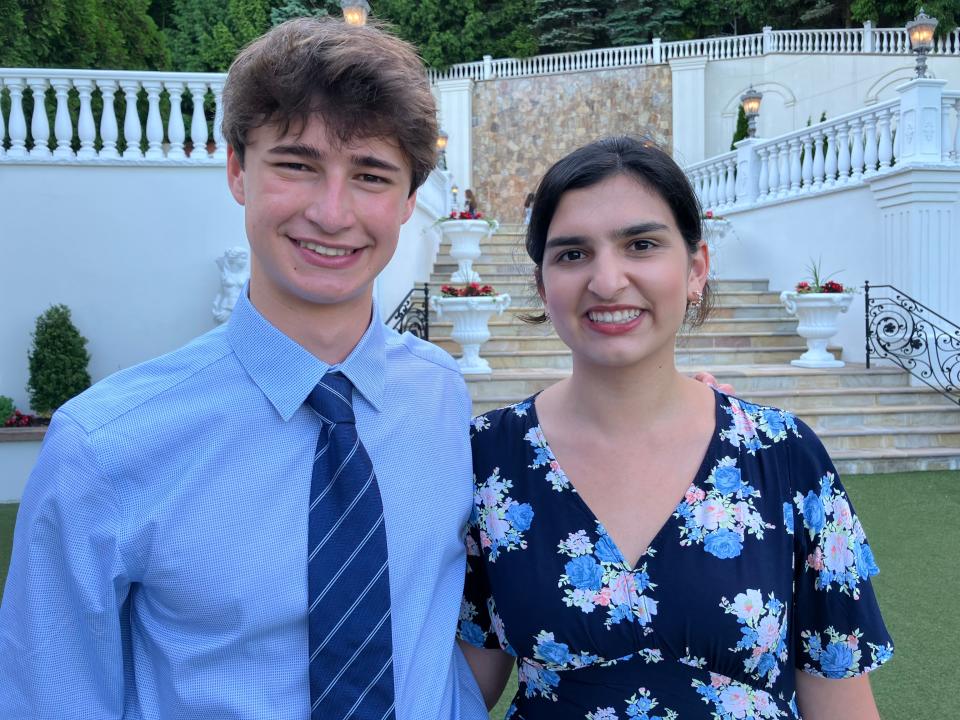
[471,65,672,223]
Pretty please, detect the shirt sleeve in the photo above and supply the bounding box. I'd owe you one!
[787,420,894,678]
[0,411,131,717]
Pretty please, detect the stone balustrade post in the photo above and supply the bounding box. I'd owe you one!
[895,78,947,166]
[166,81,187,159]
[652,38,662,64]
[482,55,493,80]
[733,138,760,205]
[50,78,74,158]
[762,26,774,54]
[98,80,120,159]
[27,78,51,158]
[119,80,143,159]
[142,80,164,159]
[73,79,96,159]
[4,77,29,158]
[187,82,210,160]
[862,21,874,53]
[211,82,226,159]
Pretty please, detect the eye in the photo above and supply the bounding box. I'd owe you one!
[629,238,656,252]
[556,249,585,262]
[278,162,310,172]
[358,173,389,184]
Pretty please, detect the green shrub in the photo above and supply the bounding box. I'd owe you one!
[0,396,14,424]
[27,305,91,416]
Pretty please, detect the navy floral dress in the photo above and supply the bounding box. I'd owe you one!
[458,391,893,720]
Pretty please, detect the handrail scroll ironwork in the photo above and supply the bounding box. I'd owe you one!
[865,282,959,406]
[386,283,430,341]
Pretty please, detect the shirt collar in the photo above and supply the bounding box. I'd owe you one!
[227,286,387,420]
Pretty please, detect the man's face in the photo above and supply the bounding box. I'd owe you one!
[227,115,416,323]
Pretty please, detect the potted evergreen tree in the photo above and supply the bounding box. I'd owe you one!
[27,304,92,420]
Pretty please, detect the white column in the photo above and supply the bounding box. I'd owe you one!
[836,122,851,185]
[849,117,864,182]
[877,108,893,170]
[5,77,29,158]
[757,147,770,199]
[98,79,119,159]
[788,138,801,194]
[120,80,143,159]
[724,157,736,206]
[776,142,790,197]
[27,78,51,158]
[869,168,960,348]
[895,78,947,166]
[800,137,813,191]
[669,57,708,165]
[51,78,73,158]
[142,80,164,159]
[862,112,878,176]
[733,137,760,206]
[74,79,96,159]
[211,81,226,160]
[187,81,210,160]
[823,126,838,187]
[767,143,780,197]
[434,78,474,191]
[165,80,186,159]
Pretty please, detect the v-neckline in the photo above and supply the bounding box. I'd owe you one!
[527,389,723,571]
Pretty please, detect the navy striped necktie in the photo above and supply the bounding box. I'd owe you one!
[306,372,396,720]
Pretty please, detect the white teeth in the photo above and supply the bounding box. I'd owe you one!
[298,240,353,257]
[588,309,642,324]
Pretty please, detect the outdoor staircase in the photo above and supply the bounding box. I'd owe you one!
[427,225,960,476]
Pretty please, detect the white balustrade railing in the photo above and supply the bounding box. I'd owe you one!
[946,92,960,161]
[687,98,915,212]
[427,24,960,82]
[0,68,227,163]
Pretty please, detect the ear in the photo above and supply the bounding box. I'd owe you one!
[534,266,546,305]
[226,145,246,206]
[688,240,710,296]
[401,189,417,225]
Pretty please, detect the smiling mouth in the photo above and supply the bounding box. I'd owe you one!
[295,239,358,257]
[587,308,643,324]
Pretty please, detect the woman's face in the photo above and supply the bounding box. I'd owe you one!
[538,173,708,371]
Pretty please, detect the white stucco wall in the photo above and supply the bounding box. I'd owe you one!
[0,164,447,413]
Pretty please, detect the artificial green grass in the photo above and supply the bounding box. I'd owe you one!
[1,471,957,719]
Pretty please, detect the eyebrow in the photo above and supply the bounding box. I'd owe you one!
[266,144,403,174]
[544,222,670,249]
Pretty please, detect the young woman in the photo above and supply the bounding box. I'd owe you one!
[458,137,892,720]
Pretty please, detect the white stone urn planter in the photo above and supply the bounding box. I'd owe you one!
[438,219,495,283]
[702,218,733,279]
[780,291,854,368]
[430,294,511,374]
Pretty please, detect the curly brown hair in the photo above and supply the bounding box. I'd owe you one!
[222,17,438,195]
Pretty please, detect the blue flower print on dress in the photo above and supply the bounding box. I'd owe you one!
[512,399,532,417]
[800,627,894,678]
[524,425,571,491]
[474,468,534,561]
[720,589,789,687]
[585,688,678,720]
[458,598,487,647]
[793,472,879,598]
[675,457,773,559]
[782,502,794,535]
[692,672,786,719]
[471,414,491,433]
[558,524,659,629]
[720,397,799,454]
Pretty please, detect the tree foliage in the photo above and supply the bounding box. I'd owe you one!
[27,305,92,417]
[730,104,750,150]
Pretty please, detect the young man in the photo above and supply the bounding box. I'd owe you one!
[0,18,487,720]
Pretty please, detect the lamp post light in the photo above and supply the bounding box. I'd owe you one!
[436,129,449,170]
[906,9,938,78]
[340,0,370,26]
[451,183,459,211]
[740,85,763,138]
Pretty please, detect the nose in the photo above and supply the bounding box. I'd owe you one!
[586,247,629,300]
[302,175,355,234]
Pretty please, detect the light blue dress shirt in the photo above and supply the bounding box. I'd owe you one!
[0,290,487,720]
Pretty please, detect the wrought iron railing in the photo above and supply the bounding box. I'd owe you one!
[865,282,959,406]
[386,283,430,340]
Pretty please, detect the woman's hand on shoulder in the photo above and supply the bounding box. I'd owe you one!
[692,371,735,395]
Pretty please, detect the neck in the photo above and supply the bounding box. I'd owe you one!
[248,282,373,365]
[559,349,693,435]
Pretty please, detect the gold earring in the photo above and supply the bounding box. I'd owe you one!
[688,290,703,308]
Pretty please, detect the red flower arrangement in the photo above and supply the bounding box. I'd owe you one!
[795,259,849,293]
[447,210,485,220]
[440,283,498,297]
[4,409,36,427]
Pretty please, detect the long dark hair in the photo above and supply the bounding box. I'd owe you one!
[524,135,711,326]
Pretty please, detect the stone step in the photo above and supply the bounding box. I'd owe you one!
[462,365,912,404]
[433,331,806,353]
[817,426,960,451]
[830,448,960,475]
[797,404,960,430]
[430,317,799,337]
[427,303,792,323]
[463,345,837,369]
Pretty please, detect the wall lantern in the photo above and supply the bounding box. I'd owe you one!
[906,9,938,78]
[436,129,449,170]
[740,85,763,137]
[340,0,370,26]
[451,183,459,209]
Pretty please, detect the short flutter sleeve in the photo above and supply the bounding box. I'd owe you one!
[458,491,514,653]
[786,419,894,678]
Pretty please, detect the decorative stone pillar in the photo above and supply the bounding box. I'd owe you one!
[868,167,960,341]
[895,78,948,166]
[434,78,474,192]
[669,57,707,166]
